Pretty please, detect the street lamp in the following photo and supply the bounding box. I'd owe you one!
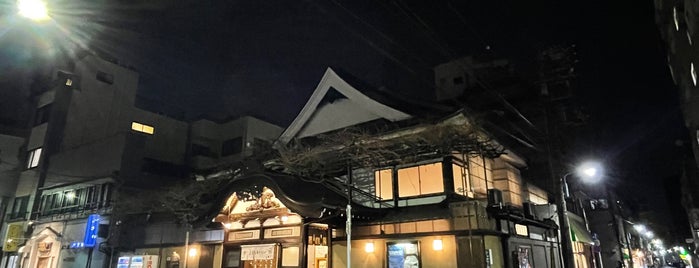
[17,0,50,21]
[558,161,603,268]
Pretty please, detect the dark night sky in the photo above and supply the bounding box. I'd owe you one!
[0,0,689,238]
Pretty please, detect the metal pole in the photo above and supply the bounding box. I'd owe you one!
[109,246,114,268]
[557,173,575,268]
[184,230,189,268]
[346,163,352,268]
[85,247,93,268]
[346,204,351,268]
[607,187,630,267]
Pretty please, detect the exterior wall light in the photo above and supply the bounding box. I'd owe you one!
[365,242,375,253]
[433,239,443,251]
[188,248,198,257]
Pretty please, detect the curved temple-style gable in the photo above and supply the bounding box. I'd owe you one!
[214,187,294,224]
[277,68,412,144]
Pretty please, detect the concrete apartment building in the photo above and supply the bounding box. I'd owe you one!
[0,54,188,268]
[0,130,26,264]
[0,53,282,268]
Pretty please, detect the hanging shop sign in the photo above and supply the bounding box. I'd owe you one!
[3,223,24,252]
[83,214,100,247]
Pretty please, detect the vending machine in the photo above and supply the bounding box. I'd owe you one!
[117,257,130,268]
[117,255,159,268]
[130,256,144,268]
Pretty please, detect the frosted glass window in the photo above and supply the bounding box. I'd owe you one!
[397,162,444,197]
[374,169,393,200]
[453,163,472,197]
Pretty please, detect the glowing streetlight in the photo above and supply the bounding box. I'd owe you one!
[634,224,646,233]
[575,161,603,184]
[17,0,50,21]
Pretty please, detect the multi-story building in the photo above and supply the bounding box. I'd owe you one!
[434,54,599,268]
[176,67,574,268]
[0,53,190,268]
[655,0,699,255]
[0,129,26,267]
[0,53,283,268]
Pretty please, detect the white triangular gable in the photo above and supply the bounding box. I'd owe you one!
[277,68,412,144]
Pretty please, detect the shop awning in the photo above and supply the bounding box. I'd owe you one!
[568,215,593,244]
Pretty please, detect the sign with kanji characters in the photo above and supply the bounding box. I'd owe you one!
[3,223,23,252]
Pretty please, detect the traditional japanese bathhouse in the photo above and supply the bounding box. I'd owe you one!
[261,67,565,268]
[205,172,381,268]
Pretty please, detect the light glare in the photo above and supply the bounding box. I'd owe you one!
[433,239,443,251]
[645,231,654,238]
[634,224,646,232]
[17,0,50,21]
[365,242,374,253]
[582,167,597,177]
[576,161,603,184]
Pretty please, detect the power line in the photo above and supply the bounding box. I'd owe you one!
[391,1,538,131]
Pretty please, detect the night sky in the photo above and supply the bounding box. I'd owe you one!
[0,0,689,239]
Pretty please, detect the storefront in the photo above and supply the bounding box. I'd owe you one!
[568,213,595,268]
[492,207,563,268]
[215,186,327,268]
[1,222,24,268]
[15,214,107,268]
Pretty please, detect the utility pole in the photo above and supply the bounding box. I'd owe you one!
[558,174,575,268]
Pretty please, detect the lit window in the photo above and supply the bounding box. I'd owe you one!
[397,162,444,197]
[65,78,73,86]
[674,7,680,31]
[452,163,472,197]
[131,122,154,135]
[27,147,42,169]
[374,169,393,200]
[515,224,529,236]
[692,62,697,86]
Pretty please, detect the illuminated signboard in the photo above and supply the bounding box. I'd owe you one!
[83,214,100,247]
[515,224,529,237]
[3,223,24,252]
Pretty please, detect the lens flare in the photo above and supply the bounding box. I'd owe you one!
[17,0,50,21]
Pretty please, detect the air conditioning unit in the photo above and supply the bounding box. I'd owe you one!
[487,189,503,207]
